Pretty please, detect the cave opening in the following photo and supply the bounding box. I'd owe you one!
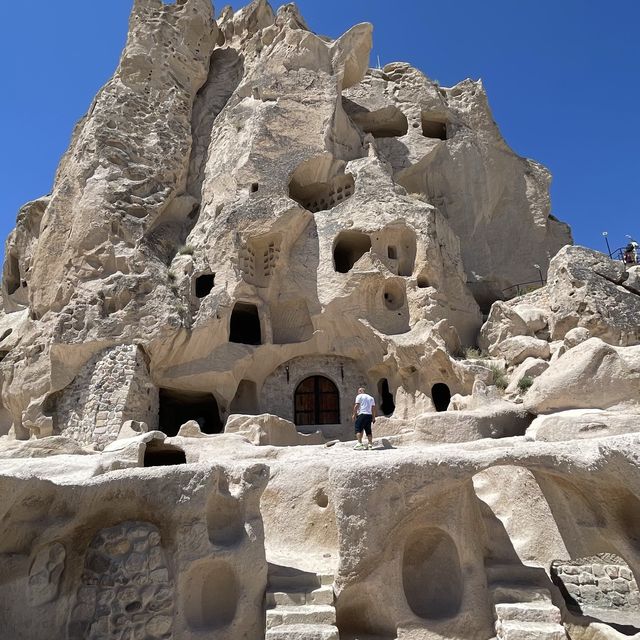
[421,113,448,140]
[333,231,371,273]
[144,443,187,467]
[6,254,21,295]
[378,379,395,417]
[229,303,262,345]
[159,388,222,436]
[195,273,215,298]
[431,383,451,412]
[383,281,405,311]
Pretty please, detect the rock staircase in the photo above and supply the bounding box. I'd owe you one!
[486,563,569,640]
[266,564,339,640]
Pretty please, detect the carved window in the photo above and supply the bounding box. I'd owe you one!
[239,234,281,287]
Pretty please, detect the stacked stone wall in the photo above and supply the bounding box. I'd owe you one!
[552,553,640,611]
[55,345,158,449]
[260,355,367,439]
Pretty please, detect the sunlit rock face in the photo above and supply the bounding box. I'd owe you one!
[1,2,639,640]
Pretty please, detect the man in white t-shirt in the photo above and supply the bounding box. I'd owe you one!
[352,386,376,450]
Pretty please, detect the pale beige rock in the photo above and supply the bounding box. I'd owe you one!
[411,404,532,442]
[0,2,639,640]
[525,338,640,414]
[0,435,88,458]
[225,414,324,446]
[513,305,549,334]
[177,419,207,437]
[527,409,640,442]
[480,302,531,353]
[510,246,640,346]
[505,357,549,394]
[450,378,503,411]
[117,419,149,440]
[343,67,572,308]
[563,327,591,349]
[494,335,551,365]
[625,266,640,295]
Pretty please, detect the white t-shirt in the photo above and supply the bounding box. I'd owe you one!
[355,393,375,415]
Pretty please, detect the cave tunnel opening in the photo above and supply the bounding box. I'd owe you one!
[6,254,21,295]
[159,388,222,436]
[421,113,448,140]
[229,302,262,345]
[378,379,395,417]
[144,443,187,467]
[195,273,215,298]
[431,383,451,412]
[333,231,371,274]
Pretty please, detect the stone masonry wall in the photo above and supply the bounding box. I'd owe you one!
[55,345,158,449]
[552,553,640,612]
[261,355,368,440]
[67,521,173,640]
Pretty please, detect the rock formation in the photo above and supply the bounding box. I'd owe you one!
[0,1,638,639]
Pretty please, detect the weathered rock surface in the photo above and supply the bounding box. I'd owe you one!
[494,335,551,366]
[527,409,640,442]
[524,338,640,414]
[343,65,572,308]
[225,413,324,446]
[1,2,639,640]
[482,246,640,349]
[505,357,550,395]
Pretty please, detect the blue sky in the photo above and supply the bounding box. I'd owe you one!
[1,1,638,262]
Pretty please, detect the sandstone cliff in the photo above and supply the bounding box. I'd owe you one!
[0,2,638,640]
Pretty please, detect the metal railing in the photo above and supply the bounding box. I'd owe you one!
[609,246,639,265]
[501,279,546,299]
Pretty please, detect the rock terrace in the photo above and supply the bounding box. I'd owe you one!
[0,1,638,639]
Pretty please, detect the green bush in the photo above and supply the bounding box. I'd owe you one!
[489,364,508,390]
[178,244,195,256]
[464,347,483,360]
[517,376,534,393]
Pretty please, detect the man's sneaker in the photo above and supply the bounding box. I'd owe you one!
[353,443,365,450]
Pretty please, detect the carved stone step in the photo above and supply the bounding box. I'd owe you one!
[266,604,337,629]
[496,621,567,640]
[267,585,335,608]
[495,601,562,625]
[491,584,553,605]
[307,585,335,605]
[266,623,340,640]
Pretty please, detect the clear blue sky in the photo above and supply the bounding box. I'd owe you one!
[1,1,639,262]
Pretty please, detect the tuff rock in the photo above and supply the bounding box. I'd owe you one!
[0,1,639,639]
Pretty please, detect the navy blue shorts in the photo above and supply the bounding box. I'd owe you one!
[355,414,373,436]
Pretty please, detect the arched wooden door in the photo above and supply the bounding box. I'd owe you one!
[294,376,340,426]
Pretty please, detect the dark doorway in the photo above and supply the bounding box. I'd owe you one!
[229,303,261,345]
[159,388,222,436]
[431,383,451,412]
[195,273,215,298]
[294,376,340,426]
[421,114,448,140]
[6,253,21,295]
[333,231,371,273]
[378,379,395,416]
[144,443,187,467]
